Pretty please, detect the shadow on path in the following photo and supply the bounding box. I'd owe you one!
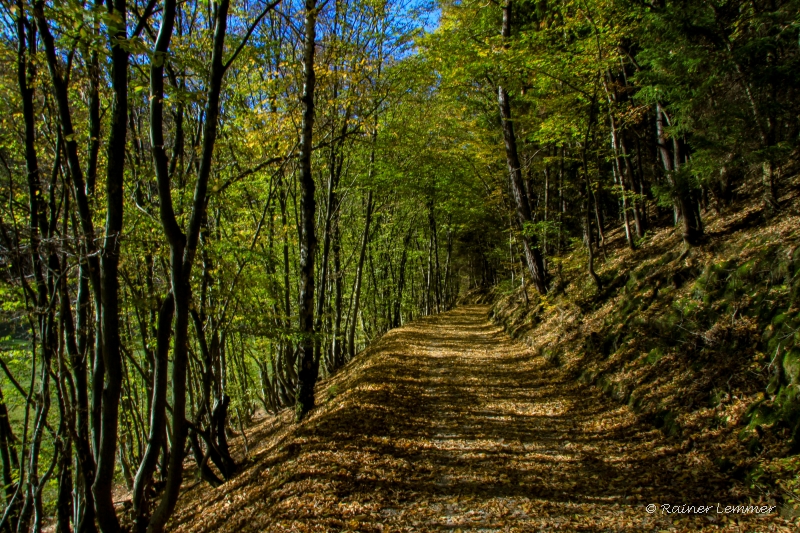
[171,306,785,533]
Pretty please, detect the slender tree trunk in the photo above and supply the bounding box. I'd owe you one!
[279,186,296,394]
[498,1,547,294]
[593,183,606,258]
[543,163,550,254]
[16,8,66,533]
[130,0,177,529]
[295,0,319,421]
[443,226,452,308]
[331,209,343,368]
[14,20,38,528]
[146,0,236,529]
[619,133,645,238]
[429,203,441,313]
[55,391,73,533]
[131,295,173,532]
[348,191,373,359]
[603,78,635,250]
[33,9,106,531]
[655,103,702,245]
[86,46,100,197]
[92,0,129,529]
[582,93,602,291]
[0,387,19,531]
[62,259,96,533]
[425,219,433,315]
[314,148,338,371]
[583,185,602,292]
[393,227,413,328]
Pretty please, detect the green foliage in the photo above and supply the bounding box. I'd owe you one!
[645,347,664,365]
[522,220,561,242]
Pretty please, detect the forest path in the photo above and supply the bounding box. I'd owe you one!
[171,305,778,532]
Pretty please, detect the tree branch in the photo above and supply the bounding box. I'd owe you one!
[223,0,283,71]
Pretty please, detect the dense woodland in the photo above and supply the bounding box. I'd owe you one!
[0,0,798,531]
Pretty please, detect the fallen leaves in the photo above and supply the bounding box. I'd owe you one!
[170,306,797,532]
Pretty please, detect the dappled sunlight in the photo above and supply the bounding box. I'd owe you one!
[171,306,790,532]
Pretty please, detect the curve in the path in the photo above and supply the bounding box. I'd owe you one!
[170,305,785,533]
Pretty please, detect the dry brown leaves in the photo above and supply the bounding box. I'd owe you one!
[169,307,796,532]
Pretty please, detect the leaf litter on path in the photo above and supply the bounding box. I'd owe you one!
[170,306,795,532]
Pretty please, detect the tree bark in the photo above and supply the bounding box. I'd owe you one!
[603,77,635,250]
[92,0,129,529]
[146,0,237,530]
[582,92,602,291]
[131,294,173,532]
[61,259,96,533]
[393,227,413,328]
[33,12,106,530]
[331,205,343,368]
[348,191,373,359]
[655,103,702,245]
[314,138,340,372]
[295,0,319,421]
[498,1,547,294]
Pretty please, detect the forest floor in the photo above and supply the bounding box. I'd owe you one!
[168,306,795,532]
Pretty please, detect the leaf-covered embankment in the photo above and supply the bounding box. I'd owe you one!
[483,188,800,518]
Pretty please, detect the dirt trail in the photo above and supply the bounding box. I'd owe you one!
[171,306,788,532]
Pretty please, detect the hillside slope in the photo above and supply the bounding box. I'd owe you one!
[483,191,800,520]
[168,307,794,532]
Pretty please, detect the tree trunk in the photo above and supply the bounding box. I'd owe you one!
[33,8,105,531]
[146,0,233,530]
[619,132,646,238]
[295,0,319,421]
[61,259,96,533]
[348,191,373,359]
[582,93,602,291]
[314,145,338,372]
[0,386,19,531]
[131,295,173,532]
[498,1,547,294]
[393,227,413,328]
[92,0,129,529]
[603,77,635,250]
[655,103,702,245]
[131,0,177,529]
[331,208,343,368]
